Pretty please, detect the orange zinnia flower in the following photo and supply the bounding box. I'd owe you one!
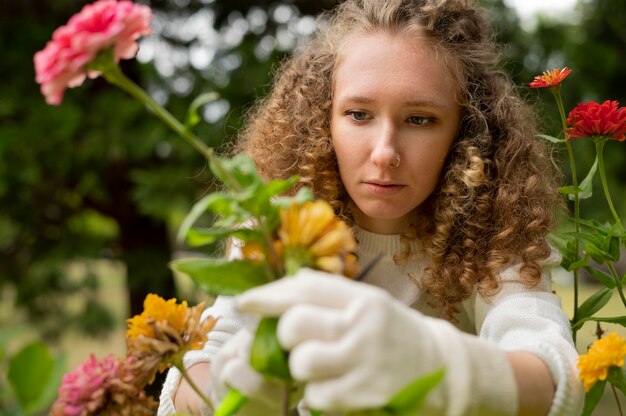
[126,294,216,384]
[564,100,626,142]
[529,67,572,89]
[577,332,626,392]
[278,200,359,277]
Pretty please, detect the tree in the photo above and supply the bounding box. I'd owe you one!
[0,0,341,338]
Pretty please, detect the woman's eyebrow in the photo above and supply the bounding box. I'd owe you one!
[338,95,374,105]
[338,95,450,109]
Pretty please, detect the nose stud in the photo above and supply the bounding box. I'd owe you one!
[390,154,401,168]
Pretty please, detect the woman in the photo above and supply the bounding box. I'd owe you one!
[159,0,584,414]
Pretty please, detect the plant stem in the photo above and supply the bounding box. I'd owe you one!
[174,362,214,412]
[103,63,213,160]
[553,89,582,341]
[283,383,291,416]
[608,263,626,308]
[595,139,625,235]
[100,60,244,193]
[611,384,624,416]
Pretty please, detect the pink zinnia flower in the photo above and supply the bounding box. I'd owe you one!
[51,354,120,416]
[34,0,152,105]
[564,100,626,142]
[529,67,572,89]
[51,354,157,416]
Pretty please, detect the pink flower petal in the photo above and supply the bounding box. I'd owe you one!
[33,0,152,105]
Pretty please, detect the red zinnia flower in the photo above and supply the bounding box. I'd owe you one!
[529,67,572,89]
[564,100,626,142]
[34,0,152,105]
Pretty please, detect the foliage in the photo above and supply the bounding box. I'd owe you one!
[1,0,626,413]
[531,68,626,415]
[0,330,65,416]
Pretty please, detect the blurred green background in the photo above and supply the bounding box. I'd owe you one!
[1,0,625,414]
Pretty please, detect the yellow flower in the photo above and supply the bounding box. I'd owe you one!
[241,239,284,270]
[577,332,626,391]
[126,294,216,384]
[278,200,359,277]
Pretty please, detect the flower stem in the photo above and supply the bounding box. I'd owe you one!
[282,383,291,416]
[608,263,626,308]
[97,56,244,193]
[553,89,582,340]
[173,362,214,412]
[595,139,625,235]
[611,384,624,416]
[102,62,213,160]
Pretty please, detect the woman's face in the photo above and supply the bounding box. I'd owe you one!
[331,31,461,234]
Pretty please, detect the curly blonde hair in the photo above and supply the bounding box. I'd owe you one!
[233,0,561,314]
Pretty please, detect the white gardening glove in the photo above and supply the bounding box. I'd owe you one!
[236,269,519,415]
[209,328,287,416]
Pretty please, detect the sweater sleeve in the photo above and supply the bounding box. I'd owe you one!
[157,295,248,415]
[474,251,585,416]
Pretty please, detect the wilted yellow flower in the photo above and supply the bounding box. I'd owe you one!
[126,294,216,384]
[278,200,359,277]
[241,239,284,270]
[577,332,626,391]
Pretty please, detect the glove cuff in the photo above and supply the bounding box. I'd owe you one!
[420,318,518,416]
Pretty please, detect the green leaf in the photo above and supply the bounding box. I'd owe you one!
[176,192,230,243]
[177,191,258,244]
[250,317,292,381]
[607,235,620,262]
[185,227,263,247]
[254,177,300,208]
[568,254,589,271]
[210,154,263,193]
[571,157,597,201]
[581,379,605,416]
[34,352,67,414]
[568,230,604,248]
[608,367,626,397]
[214,389,247,416]
[184,92,219,130]
[170,258,270,296]
[559,185,582,196]
[576,287,613,321]
[548,233,578,271]
[584,266,616,288]
[536,133,563,143]
[384,368,445,415]
[273,186,315,208]
[7,341,55,413]
[571,315,626,331]
[575,218,614,234]
[239,176,299,219]
[584,242,611,264]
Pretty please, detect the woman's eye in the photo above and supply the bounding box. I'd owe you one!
[348,111,368,121]
[407,115,432,126]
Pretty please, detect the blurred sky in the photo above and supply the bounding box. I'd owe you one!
[505,0,579,29]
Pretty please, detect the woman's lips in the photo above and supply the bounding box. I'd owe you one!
[363,182,405,195]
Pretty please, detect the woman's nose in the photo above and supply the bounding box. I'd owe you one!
[370,123,399,169]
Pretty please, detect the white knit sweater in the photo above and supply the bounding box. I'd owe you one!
[158,228,584,415]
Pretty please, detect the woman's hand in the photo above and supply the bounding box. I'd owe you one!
[210,329,287,416]
[236,268,519,415]
[173,329,286,416]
